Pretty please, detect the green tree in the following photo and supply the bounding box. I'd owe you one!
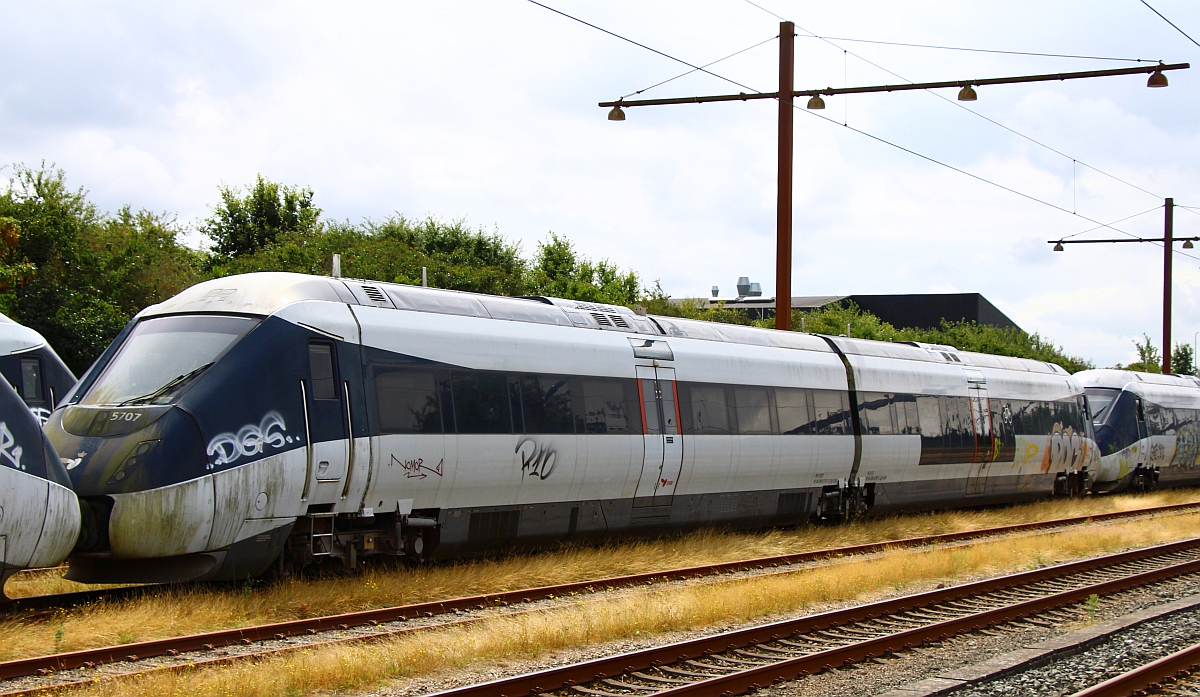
[0,164,201,373]
[526,233,640,306]
[1115,334,1163,373]
[1173,343,1196,376]
[203,175,320,260]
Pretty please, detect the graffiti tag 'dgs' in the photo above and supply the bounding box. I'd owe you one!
[515,438,556,480]
[206,411,291,469]
[0,421,23,470]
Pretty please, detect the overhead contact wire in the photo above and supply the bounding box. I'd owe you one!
[741,0,1174,203]
[525,0,762,94]
[1139,0,1200,50]
[531,0,1200,261]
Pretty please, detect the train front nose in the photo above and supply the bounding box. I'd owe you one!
[44,405,214,581]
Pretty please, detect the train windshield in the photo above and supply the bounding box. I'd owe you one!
[81,315,259,406]
[1084,387,1121,424]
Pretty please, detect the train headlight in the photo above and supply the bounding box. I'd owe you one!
[106,440,159,486]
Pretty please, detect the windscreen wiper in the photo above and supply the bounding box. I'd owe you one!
[117,362,215,406]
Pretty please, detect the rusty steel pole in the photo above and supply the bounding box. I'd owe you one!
[776,21,795,330]
[1164,197,1174,374]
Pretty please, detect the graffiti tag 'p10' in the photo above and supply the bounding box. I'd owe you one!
[516,438,556,480]
[0,421,23,470]
[206,411,291,469]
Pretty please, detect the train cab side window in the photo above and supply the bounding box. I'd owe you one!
[520,374,574,434]
[20,357,44,405]
[452,371,512,434]
[680,383,735,435]
[376,369,442,434]
[775,387,813,435]
[580,378,641,434]
[308,343,337,400]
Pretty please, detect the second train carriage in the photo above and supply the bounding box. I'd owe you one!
[43,272,1097,583]
[1076,369,1200,492]
[0,313,76,425]
[0,377,81,595]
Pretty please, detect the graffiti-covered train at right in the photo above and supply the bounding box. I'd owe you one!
[1077,369,1200,493]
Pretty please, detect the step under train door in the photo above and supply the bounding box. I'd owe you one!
[633,366,684,518]
[964,368,993,495]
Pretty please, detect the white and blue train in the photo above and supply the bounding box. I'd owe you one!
[1076,369,1200,493]
[40,271,1120,584]
[0,314,80,594]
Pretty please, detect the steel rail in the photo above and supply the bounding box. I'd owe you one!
[5,500,1197,619]
[421,538,1200,697]
[6,537,1200,697]
[1069,640,1200,697]
[1,501,1197,681]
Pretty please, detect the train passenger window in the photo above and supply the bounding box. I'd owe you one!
[893,394,919,435]
[942,396,973,462]
[376,369,442,434]
[452,371,512,433]
[680,384,734,435]
[20,358,43,404]
[811,390,850,435]
[916,396,947,465]
[520,374,574,434]
[858,392,895,435]
[775,387,813,435]
[991,399,1016,462]
[580,378,641,434]
[508,376,524,434]
[734,386,773,435]
[308,343,337,400]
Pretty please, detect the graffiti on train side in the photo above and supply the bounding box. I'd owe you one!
[0,421,23,470]
[206,411,293,468]
[30,406,51,426]
[1172,422,1200,469]
[516,438,556,480]
[1030,424,1091,473]
[389,454,443,479]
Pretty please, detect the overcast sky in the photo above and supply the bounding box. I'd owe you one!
[2,1,1198,368]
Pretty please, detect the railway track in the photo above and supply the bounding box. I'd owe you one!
[1069,639,1200,697]
[4,500,1198,618]
[3,521,1200,696]
[421,538,1200,697]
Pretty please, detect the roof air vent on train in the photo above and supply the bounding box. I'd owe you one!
[362,285,388,304]
[590,312,613,327]
[610,315,629,328]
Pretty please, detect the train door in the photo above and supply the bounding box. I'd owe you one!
[964,370,993,495]
[302,341,350,507]
[634,366,683,508]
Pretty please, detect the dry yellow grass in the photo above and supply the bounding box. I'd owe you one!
[56,508,1200,697]
[2,489,1197,664]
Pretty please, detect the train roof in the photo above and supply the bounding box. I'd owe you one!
[0,311,51,355]
[142,272,1067,376]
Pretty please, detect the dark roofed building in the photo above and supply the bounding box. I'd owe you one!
[675,292,1021,332]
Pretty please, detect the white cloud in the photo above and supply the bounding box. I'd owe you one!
[1,0,1198,368]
